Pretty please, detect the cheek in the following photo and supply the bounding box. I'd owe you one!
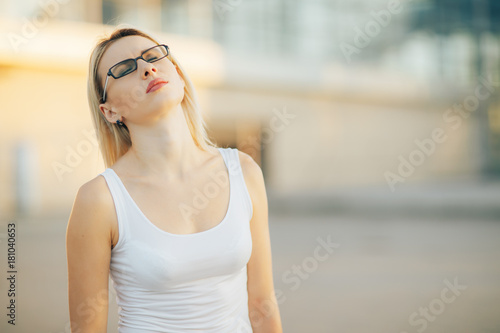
[171,76,186,99]
[111,79,147,110]
[160,62,181,83]
[172,71,186,93]
[155,63,185,95]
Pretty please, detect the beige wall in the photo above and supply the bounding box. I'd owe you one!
[267,100,479,194]
[205,85,480,194]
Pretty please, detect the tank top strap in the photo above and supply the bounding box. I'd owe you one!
[222,147,253,220]
[99,168,130,251]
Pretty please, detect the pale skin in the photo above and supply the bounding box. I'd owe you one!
[66,35,283,332]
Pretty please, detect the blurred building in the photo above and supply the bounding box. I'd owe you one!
[0,0,499,218]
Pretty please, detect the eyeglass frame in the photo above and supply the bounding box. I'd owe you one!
[101,44,170,103]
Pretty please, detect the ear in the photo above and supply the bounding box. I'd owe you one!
[99,103,119,123]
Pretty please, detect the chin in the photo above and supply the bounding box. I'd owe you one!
[148,92,184,112]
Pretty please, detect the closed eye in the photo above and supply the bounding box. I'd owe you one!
[145,55,159,62]
[112,61,136,77]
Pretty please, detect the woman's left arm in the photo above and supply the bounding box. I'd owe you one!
[239,151,283,333]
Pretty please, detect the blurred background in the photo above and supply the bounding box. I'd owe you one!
[0,0,500,332]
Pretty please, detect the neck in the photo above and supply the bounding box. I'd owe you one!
[123,105,208,181]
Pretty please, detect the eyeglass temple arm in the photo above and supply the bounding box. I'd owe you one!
[102,74,110,103]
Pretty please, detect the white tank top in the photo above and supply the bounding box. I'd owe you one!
[99,147,254,333]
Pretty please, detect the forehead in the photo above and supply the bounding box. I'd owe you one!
[98,35,157,75]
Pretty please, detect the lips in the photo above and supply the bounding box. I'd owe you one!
[146,78,169,94]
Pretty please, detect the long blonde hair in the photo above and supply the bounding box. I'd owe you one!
[87,27,217,168]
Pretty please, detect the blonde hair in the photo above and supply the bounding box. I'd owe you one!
[87,27,217,168]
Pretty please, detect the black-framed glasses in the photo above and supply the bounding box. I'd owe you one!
[101,44,170,103]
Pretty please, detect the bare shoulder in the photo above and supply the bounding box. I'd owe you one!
[237,150,267,204]
[78,174,115,216]
[77,174,108,199]
[67,174,116,247]
[237,150,263,182]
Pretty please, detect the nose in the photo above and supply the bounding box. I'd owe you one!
[138,60,157,78]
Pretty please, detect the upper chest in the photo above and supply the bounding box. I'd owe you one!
[110,159,231,245]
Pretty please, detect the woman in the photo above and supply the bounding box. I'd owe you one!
[66,27,283,333]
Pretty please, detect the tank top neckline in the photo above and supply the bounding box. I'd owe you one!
[106,147,233,238]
